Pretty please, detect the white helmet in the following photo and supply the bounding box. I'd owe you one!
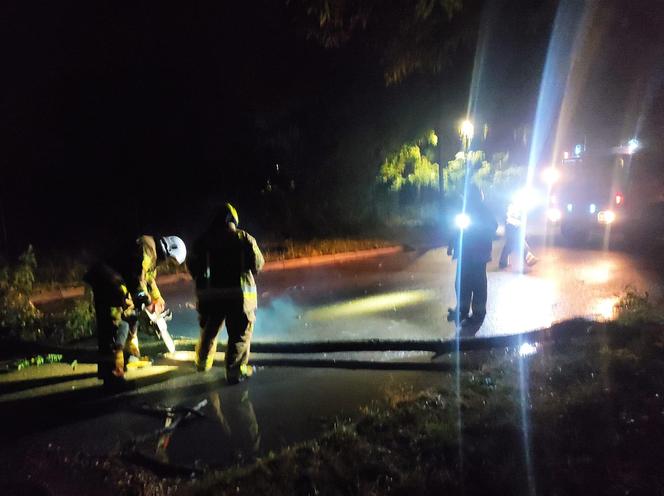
[160,236,187,265]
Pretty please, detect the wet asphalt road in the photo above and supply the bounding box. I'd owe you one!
[3,235,664,483]
[164,235,664,343]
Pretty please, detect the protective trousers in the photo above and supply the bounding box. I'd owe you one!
[94,300,139,379]
[499,223,532,267]
[455,260,488,320]
[195,297,254,378]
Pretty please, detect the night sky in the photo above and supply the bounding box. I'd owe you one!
[1,0,662,259]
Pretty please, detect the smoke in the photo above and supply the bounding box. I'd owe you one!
[254,296,304,341]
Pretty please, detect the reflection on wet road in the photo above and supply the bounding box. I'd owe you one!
[163,239,663,342]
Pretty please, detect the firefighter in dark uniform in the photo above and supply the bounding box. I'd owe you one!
[499,197,538,269]
[188,203,264,384]
[84,235,187,387]
[447,185,497,327]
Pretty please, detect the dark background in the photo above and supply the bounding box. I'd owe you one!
[1,0,662,259]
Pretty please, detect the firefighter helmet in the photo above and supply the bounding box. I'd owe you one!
[160,236,187,265]
[224,203,239,226]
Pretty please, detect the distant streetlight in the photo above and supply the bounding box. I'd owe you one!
[627,138,640,154]
[459,119,474,151]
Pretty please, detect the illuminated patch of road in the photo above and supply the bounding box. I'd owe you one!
[304,289,437,321]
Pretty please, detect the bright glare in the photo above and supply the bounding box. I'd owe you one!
[455,213,471,230]
[598,210,616,224]
[567,203,573,212]
[512,187,541,211]
[168,351,195,361]
[164,350,226,362]
[579,262,613,285]
[547,208,562,222]
[627,138,640,154]
[589,203,596,214]
[593,297,619,320]
[518,342,537,357]
[541,166,560,184]
[459,119,474,140]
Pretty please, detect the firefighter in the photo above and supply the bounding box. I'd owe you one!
[84,235,187,388]
[188,203,264,384]
[498,197,538,269]
[446,184,497,327]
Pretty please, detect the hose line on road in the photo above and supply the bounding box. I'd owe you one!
[177,317,592,356]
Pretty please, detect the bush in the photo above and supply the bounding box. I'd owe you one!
[614,286,664,325]
[0,246,95,344]
[0,246,42,340]
[43,291,96,344]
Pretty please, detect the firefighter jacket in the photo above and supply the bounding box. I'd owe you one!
[84,235,162,306]
[448,203,497,264]
[188,228,264,314]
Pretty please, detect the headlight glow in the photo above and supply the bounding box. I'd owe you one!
[512,187,541,212]
[519,342,538,357]
[542,166,560,184]
[598,210,616,224]
[455,213,471,230]
[547,208,562,222]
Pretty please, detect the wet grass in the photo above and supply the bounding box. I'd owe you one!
[188,322,664,496]
[5,320,664,495]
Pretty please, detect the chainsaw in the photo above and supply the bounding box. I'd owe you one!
[143,307,176,354]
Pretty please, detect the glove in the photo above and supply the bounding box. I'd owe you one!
[147,296,166,315]
[134,291,151,308]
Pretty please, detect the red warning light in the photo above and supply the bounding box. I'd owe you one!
[615,193,623,205]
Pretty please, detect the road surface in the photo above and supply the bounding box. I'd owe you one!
[164,237,664,342]
[2,236,664,488]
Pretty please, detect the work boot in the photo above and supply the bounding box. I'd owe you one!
[126,333,141,359]
[226,364,253,385]
[112,349,125,379]
[126,355,153,370]
[195,338,218,372]
[447,307,468,322]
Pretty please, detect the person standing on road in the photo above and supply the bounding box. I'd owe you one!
[498,197,538,269]
[84,235,187,388]
[447,184,497,327]
[188,203,264,384]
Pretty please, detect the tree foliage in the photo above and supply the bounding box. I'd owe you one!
[0,246,41,337]
[380,130,440,191]
[443,150,528,201]
[289,0,476,84]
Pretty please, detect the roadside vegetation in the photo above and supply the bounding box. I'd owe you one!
[32,315,659,496]
[0,239,395,346]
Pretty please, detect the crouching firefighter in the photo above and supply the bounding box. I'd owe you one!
[188,203,264,384]
[84,235,187,388]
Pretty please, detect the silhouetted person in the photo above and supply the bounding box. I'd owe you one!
[447,185,497,327]
[84,236,186,389]
[499,199,537,269]
[188,203,264,384]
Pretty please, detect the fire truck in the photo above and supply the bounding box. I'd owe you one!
[544,141,664,243]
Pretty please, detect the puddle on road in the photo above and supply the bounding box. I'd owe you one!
[127,366,444,472]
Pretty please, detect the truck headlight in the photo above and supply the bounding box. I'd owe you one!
[598,210,616,224]
[542,166,560,184]
[547,208,562,222]
[455,213,471,230]
[512,187,541,212]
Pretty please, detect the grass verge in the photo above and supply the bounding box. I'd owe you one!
[186,321,664,495]
[9,319,658,495]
